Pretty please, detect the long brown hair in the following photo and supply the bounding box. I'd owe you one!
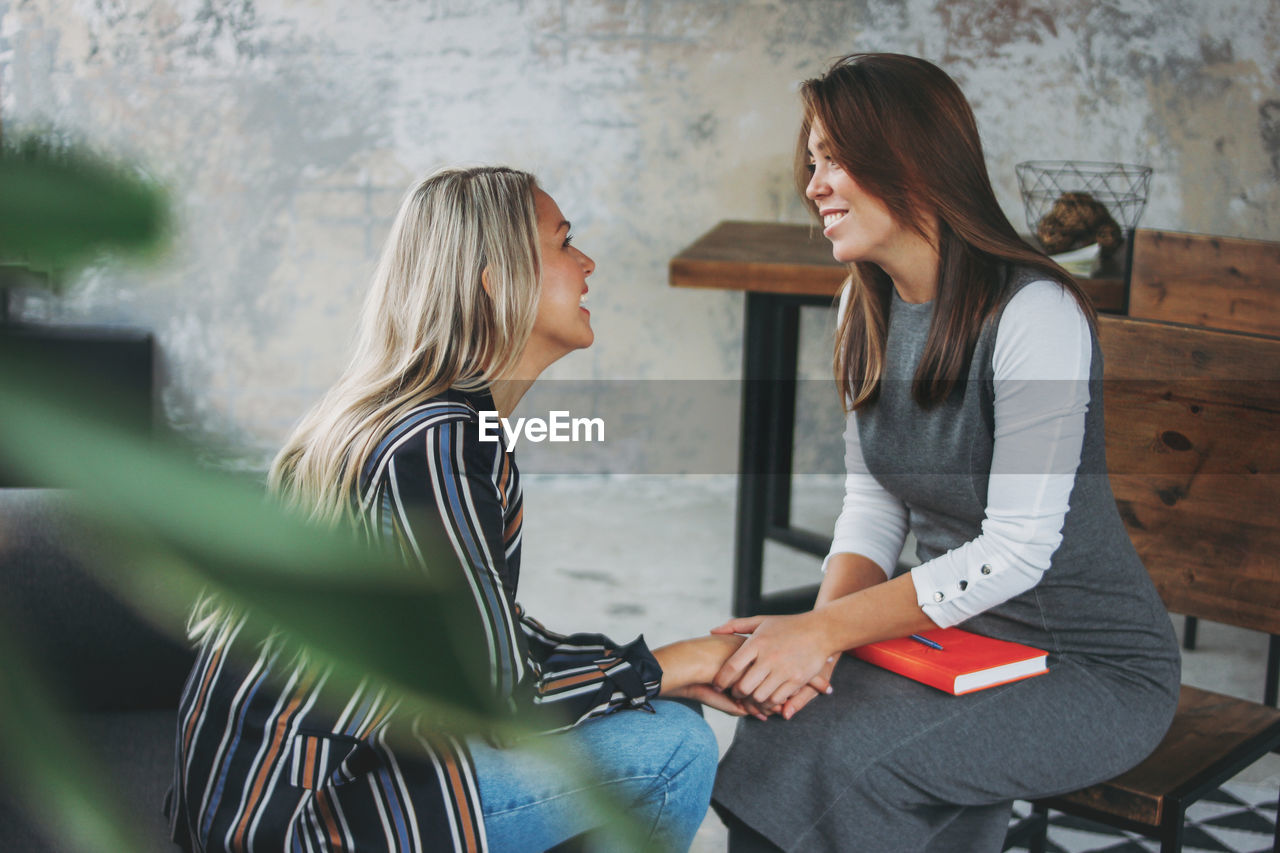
[797,53,1095,410]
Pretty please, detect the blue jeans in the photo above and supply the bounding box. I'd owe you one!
[468,700,718,852]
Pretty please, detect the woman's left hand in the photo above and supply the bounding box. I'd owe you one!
[710,612,835,712]
[654,634,753,716]
[663,682,750,716]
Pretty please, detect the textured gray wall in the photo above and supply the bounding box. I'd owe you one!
[3,0,1277,470]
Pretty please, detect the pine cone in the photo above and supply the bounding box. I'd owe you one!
[1036,192,1122,255]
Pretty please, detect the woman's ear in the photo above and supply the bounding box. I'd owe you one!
[480,266,493,297]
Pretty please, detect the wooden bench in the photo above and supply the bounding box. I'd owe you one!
[1125,228,1280,697]
[1011,314,1280,852]
[1128,229,1280,336]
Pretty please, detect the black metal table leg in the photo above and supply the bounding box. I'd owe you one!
[1272,785,1279,853]
[1267,633,1279,708]
[733,292,782,617]
[1158,800,1185,853]
[765,299,802,532]
[732,292,830,617]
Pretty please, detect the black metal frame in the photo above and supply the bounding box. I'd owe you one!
[1270,634,1280,709]
[999,809,1048,852]
[1011,716,1280,853]
[732,291,829,617]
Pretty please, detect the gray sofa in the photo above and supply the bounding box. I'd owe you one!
[0,489,193,851]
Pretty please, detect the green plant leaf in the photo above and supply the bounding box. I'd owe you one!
[0,127,654,852]
[0,360,657,850]
[0,133,168,277]
[0,353,496,724]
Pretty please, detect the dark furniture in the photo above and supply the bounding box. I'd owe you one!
[0,324,156,487]
[0,489,192,851]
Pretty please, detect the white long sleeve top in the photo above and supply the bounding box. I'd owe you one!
[824,279,1094,627]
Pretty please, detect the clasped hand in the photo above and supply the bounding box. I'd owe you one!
[709,612,837,721]
[652,633,755,716]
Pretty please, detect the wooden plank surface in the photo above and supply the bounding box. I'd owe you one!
[668,219,1126,310]
[668,221,845,297]
[1047,685,1280,826]
[1128,228,1280,335]
[1098,315,1280,634]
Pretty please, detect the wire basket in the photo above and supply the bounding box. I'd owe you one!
[1015,160,1152,236]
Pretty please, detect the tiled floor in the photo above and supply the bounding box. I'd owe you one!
[517,474,1280,852]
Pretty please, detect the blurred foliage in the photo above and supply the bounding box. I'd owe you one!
[0,356,495,717]
[0,620,147,852]
[0,128,656,853]
[0,354,505,851]
[0,129,169,279]
[0,129,493,851]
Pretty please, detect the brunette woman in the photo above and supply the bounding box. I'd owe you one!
[709,54,1179,852]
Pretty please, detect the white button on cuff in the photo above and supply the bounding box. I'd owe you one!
[980,564,993,575]
[932,591,945,602]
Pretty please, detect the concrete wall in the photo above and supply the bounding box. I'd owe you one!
[3,0,1277,470]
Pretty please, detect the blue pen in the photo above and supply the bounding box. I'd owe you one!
[909,633,945,651]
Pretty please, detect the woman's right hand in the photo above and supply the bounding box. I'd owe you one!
[733,653,840,720]
[748,553,887,720]
[780,654,840,719]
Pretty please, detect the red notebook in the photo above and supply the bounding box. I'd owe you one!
[851,628,1048,695]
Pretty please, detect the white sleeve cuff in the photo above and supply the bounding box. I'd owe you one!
[909,539,1035,627]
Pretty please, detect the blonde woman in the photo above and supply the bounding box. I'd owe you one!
[168,167,752,853]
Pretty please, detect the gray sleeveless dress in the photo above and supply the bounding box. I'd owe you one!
[713,271,1180,852]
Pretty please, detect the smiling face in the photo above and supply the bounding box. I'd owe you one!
[521,188,596,370]
[804,122,903,267]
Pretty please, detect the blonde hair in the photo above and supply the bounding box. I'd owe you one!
[191,167,543,642]
[269,166,543,524]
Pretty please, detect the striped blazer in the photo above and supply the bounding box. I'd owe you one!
[169,386,663,852]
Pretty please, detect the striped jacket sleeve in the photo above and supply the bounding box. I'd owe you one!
[366,413,661,732]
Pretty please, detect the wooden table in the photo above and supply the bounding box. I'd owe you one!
[670,220,1127,307]
[668,220,1127,617]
